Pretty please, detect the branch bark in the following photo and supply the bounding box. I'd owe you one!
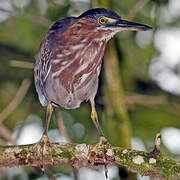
[0,136,179,179]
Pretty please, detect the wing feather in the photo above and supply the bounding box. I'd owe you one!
[34,17,75,106]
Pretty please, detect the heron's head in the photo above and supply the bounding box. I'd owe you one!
[78,8,152,41]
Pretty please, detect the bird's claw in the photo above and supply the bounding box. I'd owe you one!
[25,134,54,172]
[88,136,114,178]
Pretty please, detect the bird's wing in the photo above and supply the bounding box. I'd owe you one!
[38,17,77,83]
[34,35,54,106]
[34,17,76,105]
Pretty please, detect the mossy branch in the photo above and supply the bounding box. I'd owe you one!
[0,134,179,179]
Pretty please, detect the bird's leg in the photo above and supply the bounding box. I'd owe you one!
[89,98,113,178]
[44,102,53,135]
[26,103,54,172]
[90,100,104,137]
[40,102,54,171]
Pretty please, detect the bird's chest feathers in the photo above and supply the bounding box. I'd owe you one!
[51,39,106,92]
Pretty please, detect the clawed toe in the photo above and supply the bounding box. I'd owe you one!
[88,136,114,178]
[25,134,54,172]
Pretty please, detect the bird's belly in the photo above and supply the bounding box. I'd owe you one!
[45,71,99,109]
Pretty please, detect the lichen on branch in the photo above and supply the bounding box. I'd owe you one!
[0,134,179,179]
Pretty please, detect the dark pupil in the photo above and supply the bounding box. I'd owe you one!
[101,19,105,23]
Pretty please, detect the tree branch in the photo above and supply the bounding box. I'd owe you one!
[0,134,179,179]
[126,0,149,20]
[0,79,31,144]
[0,79,31,124]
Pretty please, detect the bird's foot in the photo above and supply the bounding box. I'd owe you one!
[25,134,54,172]
[88,136,114,178]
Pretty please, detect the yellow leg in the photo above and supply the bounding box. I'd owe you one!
[90,98,110,178]
[26,102,54,172]
[44,103,53,135]
[90,98,104,137]
[40,102,54,171]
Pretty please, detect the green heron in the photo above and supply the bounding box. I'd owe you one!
[33,8,151,174]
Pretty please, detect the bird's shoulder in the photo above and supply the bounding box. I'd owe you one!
[35,17,77,84]
[38,17,76,57]
[49,17,76,32]
[41,16,77,51]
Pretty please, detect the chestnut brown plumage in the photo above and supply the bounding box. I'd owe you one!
[34,8,152,174]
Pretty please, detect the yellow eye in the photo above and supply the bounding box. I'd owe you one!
[99,17,107,25]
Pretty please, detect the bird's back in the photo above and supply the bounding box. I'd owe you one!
[34,16,106,109]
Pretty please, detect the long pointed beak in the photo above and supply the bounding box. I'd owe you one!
[113,19,152,31]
